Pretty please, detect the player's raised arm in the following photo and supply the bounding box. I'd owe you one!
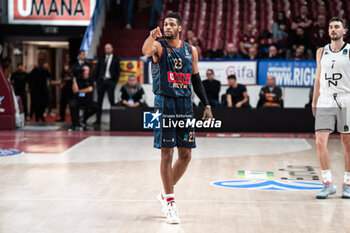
[312,47,324,117]
[191,46,213,120]
[142,26,163,59]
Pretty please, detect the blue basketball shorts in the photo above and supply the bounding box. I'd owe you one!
[153,94,196,149]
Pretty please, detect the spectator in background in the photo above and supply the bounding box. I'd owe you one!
[72,50,91,79]
[11,63,29,119]
[265,45,281,59]
[57,50,90,122]
[311,14,328,51]
[28,59,50,122]
[43,62,54,117]
[119,75,146,107]
[94,43,120,125]
[317,4,328,21]
[188,37,203,59]
[201,69,221,107]
[223,43,242,59]
[248,47,258,59]
[288,44,307,60]
[226,75,249,108]
[69,65,98,131]
[186,29,202,48]
[239,24,258,58]
[1,57,12,80]
[273,11,290,43]
[124,0,135,29]
[288,26,312,59]
[257,75,283,108]
[291,4,313,35]
[56,54,73,122]
[149,0,163,29]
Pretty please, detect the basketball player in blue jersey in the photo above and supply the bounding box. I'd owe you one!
[313,17,350,199]
[142,12,213,224]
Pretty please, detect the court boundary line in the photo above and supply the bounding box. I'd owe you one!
[0,198,349,206]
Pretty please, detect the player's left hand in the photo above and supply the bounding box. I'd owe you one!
[202,105,213,121]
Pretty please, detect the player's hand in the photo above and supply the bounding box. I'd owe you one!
[312,105,316,117]
[150,26,162,40]
[202,105,213,121]
[235,102,243,108]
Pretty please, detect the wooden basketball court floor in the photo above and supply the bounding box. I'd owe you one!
[0,131,349,233]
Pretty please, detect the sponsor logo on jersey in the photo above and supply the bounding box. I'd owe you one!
[167,71,191,84]
[343,49,348,55]
[325,73,342,87]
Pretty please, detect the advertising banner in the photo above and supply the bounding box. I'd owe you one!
[198,60,257,85]
[258,60,316,87]
[119,59,144,85]
[8,0,96,25]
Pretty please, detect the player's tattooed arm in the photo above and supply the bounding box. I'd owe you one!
[142,26,163,63]
[312,47,324,117]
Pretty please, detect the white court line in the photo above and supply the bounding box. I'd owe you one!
[0,198,349,206]
[61,136,92,154]
[0,137,28,142]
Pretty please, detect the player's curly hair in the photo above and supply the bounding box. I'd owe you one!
[165,12,182,26]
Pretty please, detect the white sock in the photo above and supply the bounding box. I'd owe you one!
[321,170,332,183]
[344,172,350,184]
[164,193,175,204]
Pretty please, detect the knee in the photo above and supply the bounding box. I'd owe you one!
[69,100,78,109]
[316,136,327,149]
[161,149,173,164]
[178,149,191,164]
[342,136,350,148]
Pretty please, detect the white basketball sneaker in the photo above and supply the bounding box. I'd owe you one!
[156,192,167,217]
[166,202,180,224]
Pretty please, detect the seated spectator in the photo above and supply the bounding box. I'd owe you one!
[273,11,290,43]
[258,29,274,54]
[225,75,249,108]
[222,43,242,59]
[316,4,328,22]
[266,45,281,59]
[291,4,313,35]
[288,26,312,59]
[120,75,146,107]
[186,29,202,48]
[201,69,221,107]
[69,65,98,131]
[257,75,283,108]
[311,14,328,51]
[288,45,307,60]
[188,37,203,59]
[239,24,258,58]
[248,47,258,59]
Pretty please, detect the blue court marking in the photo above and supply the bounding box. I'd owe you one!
[211,179,323,191]
[0,149,22,157]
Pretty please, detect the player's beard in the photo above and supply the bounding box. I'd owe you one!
[330,34,342,41]
[164,29,179,40]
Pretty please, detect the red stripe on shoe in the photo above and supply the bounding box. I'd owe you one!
[166,197,175,203]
